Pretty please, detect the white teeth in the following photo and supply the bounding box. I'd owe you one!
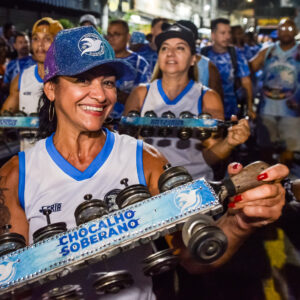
[81,105,103,112]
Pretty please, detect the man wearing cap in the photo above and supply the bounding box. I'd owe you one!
[1,17,63,150]
[250,19,300,175]
[107,19,151,119]
[79,14,98,28]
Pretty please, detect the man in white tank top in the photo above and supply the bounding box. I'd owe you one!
[1,17,63,150]
[0,26,288,299]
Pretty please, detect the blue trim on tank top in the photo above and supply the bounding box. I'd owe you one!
[136,140,146,185]
[18,151,26,210]
[157,79,194,105]
[46,128,115,181]
[18,69,24,91]
[34,64,43,83]
[198,87,208,114]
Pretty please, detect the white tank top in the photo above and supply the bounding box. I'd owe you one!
[18,129,155,300]
[18,64,43,151]
[141,79,213,180]
[19,64,43,114]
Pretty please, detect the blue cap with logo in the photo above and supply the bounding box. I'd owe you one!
[44,26,136,83]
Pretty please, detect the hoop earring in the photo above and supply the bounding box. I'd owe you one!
[49,102,55,122]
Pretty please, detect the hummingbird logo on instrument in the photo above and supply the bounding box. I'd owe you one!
[174,188,202,213]
[0,259,18,285]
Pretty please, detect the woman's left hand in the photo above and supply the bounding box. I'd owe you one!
[226,116,250,147]
[227,162,289,230]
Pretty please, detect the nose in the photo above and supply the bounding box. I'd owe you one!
[166,47,175,56]
[89,79,106,101]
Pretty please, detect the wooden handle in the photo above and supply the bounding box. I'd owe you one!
[220,161,270,201]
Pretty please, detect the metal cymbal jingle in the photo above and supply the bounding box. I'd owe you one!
[158,163,193,193]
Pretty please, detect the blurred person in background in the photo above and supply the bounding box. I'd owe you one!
[231,25,253,60]
[250,19,300,178]
[1,17,63,150]
[201,18,254,120]
[177,20,224,100]
[135,17,168,72]
[107,20,151,120]
[79,14,97,28]
[244,30,261,58]
[0,22,16,59]
[0,37,9,107]
[3,32,35,90]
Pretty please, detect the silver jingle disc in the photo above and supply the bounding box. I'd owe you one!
[42,284,83,300]
[188,226,228,264]
[158,165,192,193]
[93,270,134,294]
[142,249,179,277]
[33,223,67,243]
[182,214,214,247]
[0,232,26,256]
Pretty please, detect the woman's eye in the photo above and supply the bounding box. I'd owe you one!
[103,80,116,88]
[177,46,185,51]
[161,46,168,51]
[75,77,88,84]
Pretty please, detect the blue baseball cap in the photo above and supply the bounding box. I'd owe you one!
[44,26,136,82]
[130,32,146,45]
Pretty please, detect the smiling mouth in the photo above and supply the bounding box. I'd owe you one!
[81,105,104,112]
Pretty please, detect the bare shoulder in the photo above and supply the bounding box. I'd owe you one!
[142,142,169,196]
[124,85,148,115]
[0,155,19,194]
[202,89,224,120]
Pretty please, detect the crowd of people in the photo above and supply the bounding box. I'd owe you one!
[0,12,299,300]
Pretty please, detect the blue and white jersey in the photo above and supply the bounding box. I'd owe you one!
[4,56,35,84]
[197,55,210,87]
[259,41,300,117]
[135,44,158,73]
[141,79,214,180]
[248,44,261,59]
[111,51,151,120]
[117,51,151,94]
[204,47,250,119]
[18,128,154,300]
[237,44,254,61]
[19,129,146,242]
[18,64,43,114]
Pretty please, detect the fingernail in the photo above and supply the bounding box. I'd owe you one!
[234,195,242,202]
[233,163,240,170]
[228,202,235,208]
[257,173,268,181]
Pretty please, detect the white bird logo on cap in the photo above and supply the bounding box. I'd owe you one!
[78,33,105,57]
[81,37,102,56]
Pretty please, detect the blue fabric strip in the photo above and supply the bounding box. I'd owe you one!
[34,64,43,83]
[46,128,115,181]
[136,140,146,185]
[198,87,208,114]
[18,68,24,91]
[18,152,26,210]
[157,79,194,105]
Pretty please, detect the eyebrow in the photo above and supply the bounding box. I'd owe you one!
[161,41,188,46]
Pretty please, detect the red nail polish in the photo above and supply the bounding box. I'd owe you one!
[233,163,240,170]
[228,202,235,208]
[257,173,268,181]
[234,195,242,202]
